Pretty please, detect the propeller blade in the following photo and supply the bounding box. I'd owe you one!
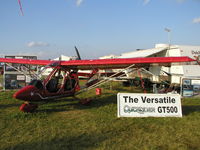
[75,46,81,60]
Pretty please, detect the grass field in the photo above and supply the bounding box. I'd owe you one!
[0,82,200,150]
[0,75,2,90]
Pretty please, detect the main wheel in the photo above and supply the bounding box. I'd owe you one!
[19,103,38,113]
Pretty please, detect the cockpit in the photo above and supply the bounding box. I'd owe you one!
[29,62,78,93]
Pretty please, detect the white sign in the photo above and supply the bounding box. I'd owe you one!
[17,75,25,81]
[26,76,31,83]
[191,80,200,85]
[117,93,182,117]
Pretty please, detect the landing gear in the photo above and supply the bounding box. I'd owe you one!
[19,102,38,113]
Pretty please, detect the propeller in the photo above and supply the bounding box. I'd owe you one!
[75,46,81,60]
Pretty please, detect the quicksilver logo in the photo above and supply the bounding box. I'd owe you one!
[124,105,155,114]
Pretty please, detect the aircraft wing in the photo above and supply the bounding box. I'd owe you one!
[0,56,195,70]
[0,58,51,65]
[60,56,196,70]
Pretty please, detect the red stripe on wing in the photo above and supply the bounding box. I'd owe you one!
[0,58,51,65]
[60,57,195,69]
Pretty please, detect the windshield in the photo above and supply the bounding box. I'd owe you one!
[37,61,61,79]
[38,66,53,78]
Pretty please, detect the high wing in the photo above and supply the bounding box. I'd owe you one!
[60,56,196,70]
[0,56,195,70]
[0,58,52,66]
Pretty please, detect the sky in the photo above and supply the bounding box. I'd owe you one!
[0,0,200,59]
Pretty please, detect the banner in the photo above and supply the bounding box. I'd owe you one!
[117,93,182,117]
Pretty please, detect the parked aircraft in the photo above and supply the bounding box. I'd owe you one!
[0,53,196,112]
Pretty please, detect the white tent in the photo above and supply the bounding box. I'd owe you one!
[118,47,167,58]
[99,43,200,84]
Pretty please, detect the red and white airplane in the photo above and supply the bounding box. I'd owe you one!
[0,53,196,112]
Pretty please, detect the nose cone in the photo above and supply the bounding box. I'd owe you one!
[13,85,36,101]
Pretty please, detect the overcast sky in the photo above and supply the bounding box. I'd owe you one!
[0,0,200,59]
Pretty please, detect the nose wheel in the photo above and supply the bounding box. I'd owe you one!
[19,102,38,113]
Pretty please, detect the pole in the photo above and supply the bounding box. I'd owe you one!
[164,28,171,50]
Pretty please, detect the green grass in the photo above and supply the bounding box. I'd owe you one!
[0,82,200,150]
[0,75,2,90]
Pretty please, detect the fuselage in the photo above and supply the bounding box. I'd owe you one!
[13,62,80,102]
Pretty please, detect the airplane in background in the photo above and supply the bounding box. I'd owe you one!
[0,51,196,112]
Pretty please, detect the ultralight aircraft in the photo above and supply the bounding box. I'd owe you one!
[10,0,198,111]
[0,49,196,112]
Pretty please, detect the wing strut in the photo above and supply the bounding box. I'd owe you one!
[76,64,136,95]
[5,63,38,80]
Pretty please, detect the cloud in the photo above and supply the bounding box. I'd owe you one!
[143,0,150,5]
[76,0,83,7]
[27,41,49,48]
[193,17,200,24]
